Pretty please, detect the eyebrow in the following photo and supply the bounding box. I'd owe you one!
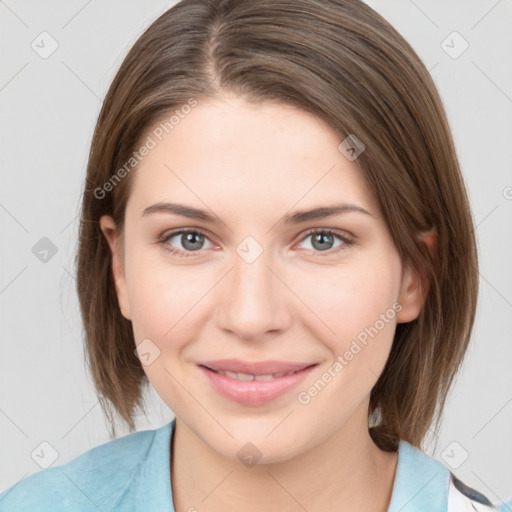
[141,201,373,224]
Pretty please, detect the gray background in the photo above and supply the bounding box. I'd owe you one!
[1,0,511,503]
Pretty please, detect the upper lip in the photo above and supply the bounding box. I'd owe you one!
[198,359,317,375]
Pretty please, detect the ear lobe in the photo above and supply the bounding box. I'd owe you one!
[396,265,424,323]
[99,215,132,320]
[396,228,437,324]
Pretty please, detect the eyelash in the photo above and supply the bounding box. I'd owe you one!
[157,227,354,259]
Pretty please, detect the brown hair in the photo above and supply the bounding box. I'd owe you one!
[76,0,478,450]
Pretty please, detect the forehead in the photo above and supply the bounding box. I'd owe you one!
[126,94,377,220]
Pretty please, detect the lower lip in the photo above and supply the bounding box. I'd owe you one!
[198,364,318,406]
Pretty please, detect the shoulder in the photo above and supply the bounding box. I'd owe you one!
[0,426,164,512]
[390,440,509,512]
[448,472,510,512]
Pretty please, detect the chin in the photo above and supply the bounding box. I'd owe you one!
[204,421,310,467]
[222,438,303,467]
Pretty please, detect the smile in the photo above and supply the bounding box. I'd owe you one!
[210,369,303,381]
[198,364,318,406]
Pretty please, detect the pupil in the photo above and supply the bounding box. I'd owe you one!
[183,232,203,250]
[313,233,332,251]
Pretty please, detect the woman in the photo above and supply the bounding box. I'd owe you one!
[1,0,510,510]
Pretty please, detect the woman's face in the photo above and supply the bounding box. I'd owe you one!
[101,93,423,463]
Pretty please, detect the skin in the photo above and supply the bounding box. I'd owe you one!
[100,92,430,512]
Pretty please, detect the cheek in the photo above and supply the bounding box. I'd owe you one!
[294,255,402,397]
[125,243,218,352]
[292,261,401,418]
[127,267,198,342]
[124,251,208,399]
[296,257,401,337]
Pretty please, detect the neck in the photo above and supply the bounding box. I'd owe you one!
[170,410,398,512]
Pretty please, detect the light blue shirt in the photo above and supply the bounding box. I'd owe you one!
[1,418,510,511]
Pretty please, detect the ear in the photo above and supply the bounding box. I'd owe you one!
[396,228,437,323]
[99,215,132,320]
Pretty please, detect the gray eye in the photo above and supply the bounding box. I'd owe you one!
[168,231,212,252]
[299,232,345,252]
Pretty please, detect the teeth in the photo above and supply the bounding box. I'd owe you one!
[214,369,299,380]
[234,372,254,381]
[254,374,274,381]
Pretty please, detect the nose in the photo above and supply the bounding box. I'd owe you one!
[216,248,292,341]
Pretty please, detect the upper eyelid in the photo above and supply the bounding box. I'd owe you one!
[160,227,216,244]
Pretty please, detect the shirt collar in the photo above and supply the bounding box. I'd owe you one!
[388,439,450,511]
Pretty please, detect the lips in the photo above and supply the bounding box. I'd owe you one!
[197,359,319,406]
[198,359,315,376]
